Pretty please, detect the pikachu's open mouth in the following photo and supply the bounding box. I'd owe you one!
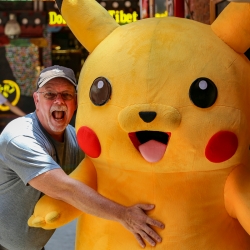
[129,131,170,163]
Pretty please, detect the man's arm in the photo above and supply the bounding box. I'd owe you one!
[4,100,26,116]
[29,169,165,248]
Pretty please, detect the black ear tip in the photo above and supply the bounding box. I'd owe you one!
[55,0,63,11]
[245,48,250,61]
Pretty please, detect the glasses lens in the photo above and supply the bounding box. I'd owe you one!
[40,91,75,100]
[44,92,57,100]
[61,92,74,100]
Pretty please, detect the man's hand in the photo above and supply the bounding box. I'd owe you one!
[29,169,164,247]
[120,204,164,248]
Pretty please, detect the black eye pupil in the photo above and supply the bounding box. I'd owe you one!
[189,77,217,108]
[90,77,112,106]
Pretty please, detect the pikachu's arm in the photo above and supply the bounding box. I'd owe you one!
[28,157,97,230]
[224,165,250,234]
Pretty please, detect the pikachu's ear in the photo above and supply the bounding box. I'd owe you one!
[55,0,119,53]
[211,2,250,53]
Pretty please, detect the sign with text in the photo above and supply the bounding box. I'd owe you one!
[48,10,139,26]
[108,10,138,24]
[0,80,21,111]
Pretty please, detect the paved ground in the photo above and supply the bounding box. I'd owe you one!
[45,220,77,250]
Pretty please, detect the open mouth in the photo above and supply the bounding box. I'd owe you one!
[52,111,65,120]
[129,131,170,163]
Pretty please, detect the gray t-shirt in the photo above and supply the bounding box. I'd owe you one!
[0,112,85,250]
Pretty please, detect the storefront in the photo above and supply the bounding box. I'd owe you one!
[0,1,46,131]
[0,1,82,131]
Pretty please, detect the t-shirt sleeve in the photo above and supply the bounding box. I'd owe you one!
[0,94,7,105]
[4,135,60,185]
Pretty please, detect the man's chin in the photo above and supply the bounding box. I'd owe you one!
[48,122,67,134]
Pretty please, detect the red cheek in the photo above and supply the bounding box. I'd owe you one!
[205,131,238,163]
[77,126,101,158]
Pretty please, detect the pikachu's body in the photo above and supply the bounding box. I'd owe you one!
[29,1,250,249]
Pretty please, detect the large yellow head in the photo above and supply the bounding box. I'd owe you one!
[56,0,250,173]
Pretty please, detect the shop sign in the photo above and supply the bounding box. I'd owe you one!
[0,80,21,111]
[108,10,138,24]
[48,10,139,27]
[48,11,67,26]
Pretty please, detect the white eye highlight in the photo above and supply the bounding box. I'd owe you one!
[98,80,104,89]
[199,80,208,90]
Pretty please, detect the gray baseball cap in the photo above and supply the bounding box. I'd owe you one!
[37,65,77,89]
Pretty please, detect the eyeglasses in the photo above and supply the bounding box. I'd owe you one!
[37,91,76,101]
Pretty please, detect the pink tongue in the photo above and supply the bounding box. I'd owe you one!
[138,140,166,163]
[53,111,64,119]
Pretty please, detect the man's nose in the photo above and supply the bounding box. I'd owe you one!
[53,93,65,103]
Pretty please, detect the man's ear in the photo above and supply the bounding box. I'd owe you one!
[33,92,39,108]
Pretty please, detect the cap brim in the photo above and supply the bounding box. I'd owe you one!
[37,76,77,89]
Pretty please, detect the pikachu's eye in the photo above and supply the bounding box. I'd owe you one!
[189,78,217,108]
[89,77,112,106]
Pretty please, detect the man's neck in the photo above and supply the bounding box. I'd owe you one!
[35,111,65,142]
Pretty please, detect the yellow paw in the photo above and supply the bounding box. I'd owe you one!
[28,211,60,228]
[45,211,61,223]
[28,215,46,227]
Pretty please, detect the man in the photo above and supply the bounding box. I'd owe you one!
[0,65,164,250]
[0,93,26,117]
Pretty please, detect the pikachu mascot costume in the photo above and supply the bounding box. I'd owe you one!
[29,1,250,249]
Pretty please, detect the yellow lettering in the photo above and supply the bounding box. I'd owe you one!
[49,11,57,25]
[132,11,138,22]
[48,11,67,26]
[115,11,120,23]
[57,14,63,24]
[126,13,132,23]
[108,10,115,18]
[108,10,139,24]
[120,10,126,24]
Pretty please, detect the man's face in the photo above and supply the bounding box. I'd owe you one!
[33,77,77,141]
